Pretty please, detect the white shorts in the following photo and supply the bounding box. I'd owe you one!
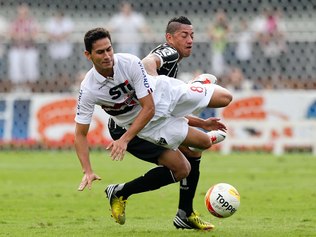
[138,116,189,150]
[136,77,216,149]
[153,76,216,118]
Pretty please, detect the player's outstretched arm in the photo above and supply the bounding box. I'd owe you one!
[75,122,101,191]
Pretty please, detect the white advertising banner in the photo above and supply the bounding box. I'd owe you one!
[0,91,315,148]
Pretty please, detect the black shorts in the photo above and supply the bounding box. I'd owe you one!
[108,118,167,164]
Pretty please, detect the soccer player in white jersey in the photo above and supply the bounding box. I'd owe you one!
[74,28,232,228]
[108,16,223,230]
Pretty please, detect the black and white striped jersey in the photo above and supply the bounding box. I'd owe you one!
[150,43,180,78]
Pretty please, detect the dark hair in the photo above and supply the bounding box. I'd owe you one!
[165,16,192,34]
[84,27,112,53]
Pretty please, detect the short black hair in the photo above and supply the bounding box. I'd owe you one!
[166,16,192,34]
[84,27,112,53]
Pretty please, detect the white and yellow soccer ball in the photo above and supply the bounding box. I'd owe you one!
[205,183,240,218]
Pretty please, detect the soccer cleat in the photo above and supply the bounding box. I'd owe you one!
[189,73,217,85]
[208,129,226,144]
[105,184,127,225]
[173,210,215,231]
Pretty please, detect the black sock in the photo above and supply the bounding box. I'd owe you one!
[178,157,201,216]
[115,166,176,199]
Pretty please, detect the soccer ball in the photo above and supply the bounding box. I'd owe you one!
[205,183,240,218]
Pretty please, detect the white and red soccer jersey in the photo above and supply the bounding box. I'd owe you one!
[75,53,154,127]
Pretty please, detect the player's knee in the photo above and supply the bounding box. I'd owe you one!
[216,90,233,107]
[173,161,191,181]
[209,87,233,108]
[199,140,213,150]
[194,134,213,150]
[222,91,233,106]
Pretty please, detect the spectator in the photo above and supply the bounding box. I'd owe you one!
[45,11,74,85]
[8,3,39,92]
[251,8,268,41]
[226,67,255,91]
[107,2,150,57]
[252,8,287,88]
[234,18,254,80]
[261,9,287,87]
[207,9,230,78]
[0,15,8,91]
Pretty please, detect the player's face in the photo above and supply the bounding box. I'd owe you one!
[85,37,114,75]
[167,24,194,59]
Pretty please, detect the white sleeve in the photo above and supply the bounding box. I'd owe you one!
[74,88,96,124]
[128,56,154,99]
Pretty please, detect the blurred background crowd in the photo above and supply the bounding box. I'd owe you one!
[0,0,315,93]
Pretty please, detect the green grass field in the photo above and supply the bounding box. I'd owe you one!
[0,150,315,237]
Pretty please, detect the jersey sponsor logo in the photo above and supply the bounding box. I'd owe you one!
[137,61,152,91]
[153,44,179,64]
[151,44,179,78]
[156,47,177,58]
[109,80,134,100]
[143,76,150,89]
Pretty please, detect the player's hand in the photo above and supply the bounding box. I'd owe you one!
[202,117,227,132]
[78,172,101,191]
[106,139,127,161]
